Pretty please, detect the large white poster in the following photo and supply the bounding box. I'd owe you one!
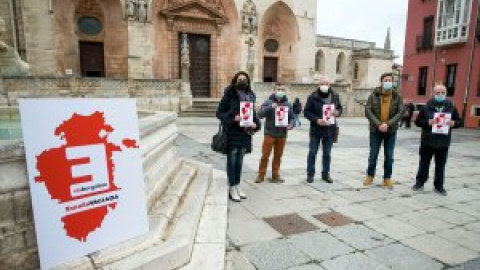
[19,99,149,270]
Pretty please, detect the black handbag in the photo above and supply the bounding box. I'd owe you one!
[333,126,339,143]
[211,123,228,154]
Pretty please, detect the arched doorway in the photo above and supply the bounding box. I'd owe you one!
[152,0,240,98]
[52,0,128,77]
[315,50,325,74]
[259,1,299,82]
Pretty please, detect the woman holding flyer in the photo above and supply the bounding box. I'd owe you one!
[216,71,261,202]
[412,83,462,196]
[255,83,294,184]
[304,74,343,183]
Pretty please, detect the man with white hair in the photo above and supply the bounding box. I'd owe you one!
[304,74,343,183]
[412,83,462,196]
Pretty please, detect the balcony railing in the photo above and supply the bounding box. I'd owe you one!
[416,35,434,51]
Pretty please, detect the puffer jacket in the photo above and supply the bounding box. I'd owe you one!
[365,88,403,132]
[415,99,463,149]
[258,94,294,138]
[216,85,261,153]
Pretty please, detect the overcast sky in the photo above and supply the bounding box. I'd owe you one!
[316,0,408,64]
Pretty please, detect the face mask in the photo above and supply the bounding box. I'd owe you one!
[382,82,393,90]
[236,81,248,91]
[275,91,285,99]
[319,85,329,93]
[434,95,446,103]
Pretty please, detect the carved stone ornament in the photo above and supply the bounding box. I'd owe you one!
[241,0,258,34]
[160,0,228,31]
[126,0,137,20]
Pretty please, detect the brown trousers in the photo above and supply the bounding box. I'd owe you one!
[258,135,286,179]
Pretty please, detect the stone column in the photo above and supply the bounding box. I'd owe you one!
[127,10,154,79]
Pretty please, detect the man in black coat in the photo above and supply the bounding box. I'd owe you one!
[412,84,463,196]
[304,74,342,183]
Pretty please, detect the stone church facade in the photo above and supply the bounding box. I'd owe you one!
[0,0,317,98]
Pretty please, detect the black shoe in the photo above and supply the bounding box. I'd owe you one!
[412,184,424,191]
[322,174,333,184]
[434,188,448,196]
[307,176,314,183]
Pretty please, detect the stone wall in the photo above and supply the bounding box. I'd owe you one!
[253,82,368,117]
[0,77,192,112]
[0,111,178,270]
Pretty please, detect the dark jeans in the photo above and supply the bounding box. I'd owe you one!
[366,131,397,179]
[227,147,246,187]
[307,135,333,177]
[415,145,449,190]
[400,116,411,128]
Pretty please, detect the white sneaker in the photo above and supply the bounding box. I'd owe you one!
[229,187,241,202]
[236,186,247,199]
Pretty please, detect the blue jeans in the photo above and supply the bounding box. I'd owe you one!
[227,147,246,187]
[307,135,333,177]
[366,131,397,179]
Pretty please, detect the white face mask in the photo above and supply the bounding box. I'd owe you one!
[319,85,329,93]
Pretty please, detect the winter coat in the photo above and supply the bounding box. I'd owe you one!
[365,88,403,132]
[304,88,343,137]
[216,85,261,153]
[258,94,294,138]
[415,99,463,149]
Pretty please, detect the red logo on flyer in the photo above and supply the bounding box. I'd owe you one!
[34,112,138,242]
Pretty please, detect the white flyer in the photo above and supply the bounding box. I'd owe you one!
[322,104,336,125]
[240,101,254,127]
[275,106,289,127]
[432,112,451,135]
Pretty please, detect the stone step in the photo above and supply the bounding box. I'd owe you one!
[177,169,228,270]
[179,111,216,118]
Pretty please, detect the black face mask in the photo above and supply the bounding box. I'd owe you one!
[236,82,248,91]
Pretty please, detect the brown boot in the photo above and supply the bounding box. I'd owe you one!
[270,176,285,183]
[363,175,374,186]
[382,178,395,188]
[255,176,264,183]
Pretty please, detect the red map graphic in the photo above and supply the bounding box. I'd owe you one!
[34,111,138,242]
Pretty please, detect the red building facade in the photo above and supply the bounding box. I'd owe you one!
[402,0,480,128]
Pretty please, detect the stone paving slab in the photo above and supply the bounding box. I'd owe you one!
[365,243,444,270]
[402,234,479,266]
[436,227,480,252]
[360,199,414,216]
[228,217,282,246]
[321,252,391,270]
[287,264,325,270]
[328,224,394,250]
[421,207,478,225]
[333,204,386,222]
[241,239,311,270]
[288,231,354,261]
[395,211,456,232]
[463,222,480,234]
[364,217,426,240]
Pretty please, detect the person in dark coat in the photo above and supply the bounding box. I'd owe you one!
[256,83,294,184]
[400,102,415,128]
[412,84,462,196]
[363,73,403,188]
[304,74,343,183]
[216,71,261,202]
[292,97,303,127]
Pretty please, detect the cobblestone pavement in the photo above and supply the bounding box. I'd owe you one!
[177,117,480,270]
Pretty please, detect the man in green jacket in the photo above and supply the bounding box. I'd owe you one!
[256,83,294,183]
[363,73,403,188]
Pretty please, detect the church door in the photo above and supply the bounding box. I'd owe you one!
[188,34,211,97]
[263,57,278,82]
[79,41,105,77]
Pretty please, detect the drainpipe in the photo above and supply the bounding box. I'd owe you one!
[462,0,479,123]
[8,0,18,50]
